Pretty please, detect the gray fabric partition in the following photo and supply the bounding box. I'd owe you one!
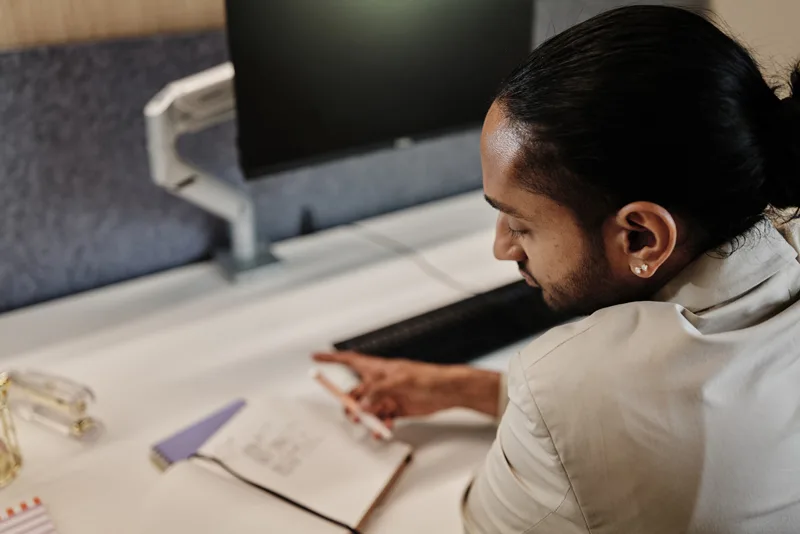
[0,32,482,313]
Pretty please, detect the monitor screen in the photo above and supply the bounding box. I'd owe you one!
[225,0,534,178]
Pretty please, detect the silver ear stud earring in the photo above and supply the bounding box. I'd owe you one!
[633,264,649,275]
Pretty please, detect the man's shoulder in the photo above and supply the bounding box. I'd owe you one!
[518,300,682,369]
[509,300,687,406]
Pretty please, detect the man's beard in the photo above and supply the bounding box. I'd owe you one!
[539,237,629,319]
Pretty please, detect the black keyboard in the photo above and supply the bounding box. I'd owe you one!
[333,281,565,364]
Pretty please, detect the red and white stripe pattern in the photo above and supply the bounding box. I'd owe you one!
[0,498,57,534]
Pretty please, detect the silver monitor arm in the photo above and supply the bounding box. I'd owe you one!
[144,62,277,278]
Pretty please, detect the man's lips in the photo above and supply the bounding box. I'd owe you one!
[519,269,538,287]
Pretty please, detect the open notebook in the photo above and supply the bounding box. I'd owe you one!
[139,395,413,533]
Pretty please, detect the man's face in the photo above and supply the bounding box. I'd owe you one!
[481,103,628,316]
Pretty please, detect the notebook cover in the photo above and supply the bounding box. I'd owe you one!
[151,399,246,471]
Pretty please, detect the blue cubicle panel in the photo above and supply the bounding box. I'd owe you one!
[0,31,481,313]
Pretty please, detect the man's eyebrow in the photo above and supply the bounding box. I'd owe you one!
[484,194,529,220]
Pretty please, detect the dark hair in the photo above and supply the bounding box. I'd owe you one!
[496,5,800,251]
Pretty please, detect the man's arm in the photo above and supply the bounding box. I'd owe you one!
[440,365,505,418]
[312,352,506,420]
[462,353,588,534]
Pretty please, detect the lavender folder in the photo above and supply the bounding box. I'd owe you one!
[150,399,246,471]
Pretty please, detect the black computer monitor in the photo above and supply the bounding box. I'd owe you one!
[225,0,534,179]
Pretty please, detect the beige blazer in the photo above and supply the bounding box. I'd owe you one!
[464,220,800,533]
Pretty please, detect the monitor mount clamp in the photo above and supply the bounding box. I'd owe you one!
[144,62,277,279]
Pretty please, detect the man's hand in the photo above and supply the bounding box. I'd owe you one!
[312,351,502,426]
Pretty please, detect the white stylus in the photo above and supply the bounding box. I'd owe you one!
[309,368,394,441]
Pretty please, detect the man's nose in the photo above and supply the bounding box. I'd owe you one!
[493,215,527,262]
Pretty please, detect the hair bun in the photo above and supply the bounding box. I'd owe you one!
[789,64,800,98]
[782,65,800,114]
[762,64,800,210]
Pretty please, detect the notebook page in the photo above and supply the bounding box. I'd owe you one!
[137,461,339,534]
[199,396,412,528]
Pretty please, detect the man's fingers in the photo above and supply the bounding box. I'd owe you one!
[363,395,400,421]
[344,407,360,423]
[344,391,396,439]
[383,397,400,419]
[313,351,359,365]
[313,351,384,378]
[349,384,367,405]
[367,400,396,441]
[354,377,400,409]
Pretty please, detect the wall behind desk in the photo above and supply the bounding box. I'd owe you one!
[0,0,225,51]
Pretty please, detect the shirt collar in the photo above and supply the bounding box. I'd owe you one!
[654,221,799,313]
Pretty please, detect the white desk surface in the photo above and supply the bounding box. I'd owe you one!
[0,191,526,533]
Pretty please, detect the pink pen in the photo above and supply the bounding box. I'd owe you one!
[309,368,394,441]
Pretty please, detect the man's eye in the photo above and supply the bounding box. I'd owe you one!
[508,226,528,238]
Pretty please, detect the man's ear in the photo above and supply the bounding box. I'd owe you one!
[611,202,678,279]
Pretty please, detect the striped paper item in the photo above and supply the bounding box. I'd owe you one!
[0,498,58,534]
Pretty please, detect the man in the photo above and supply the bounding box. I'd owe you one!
[316,6,800,533]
